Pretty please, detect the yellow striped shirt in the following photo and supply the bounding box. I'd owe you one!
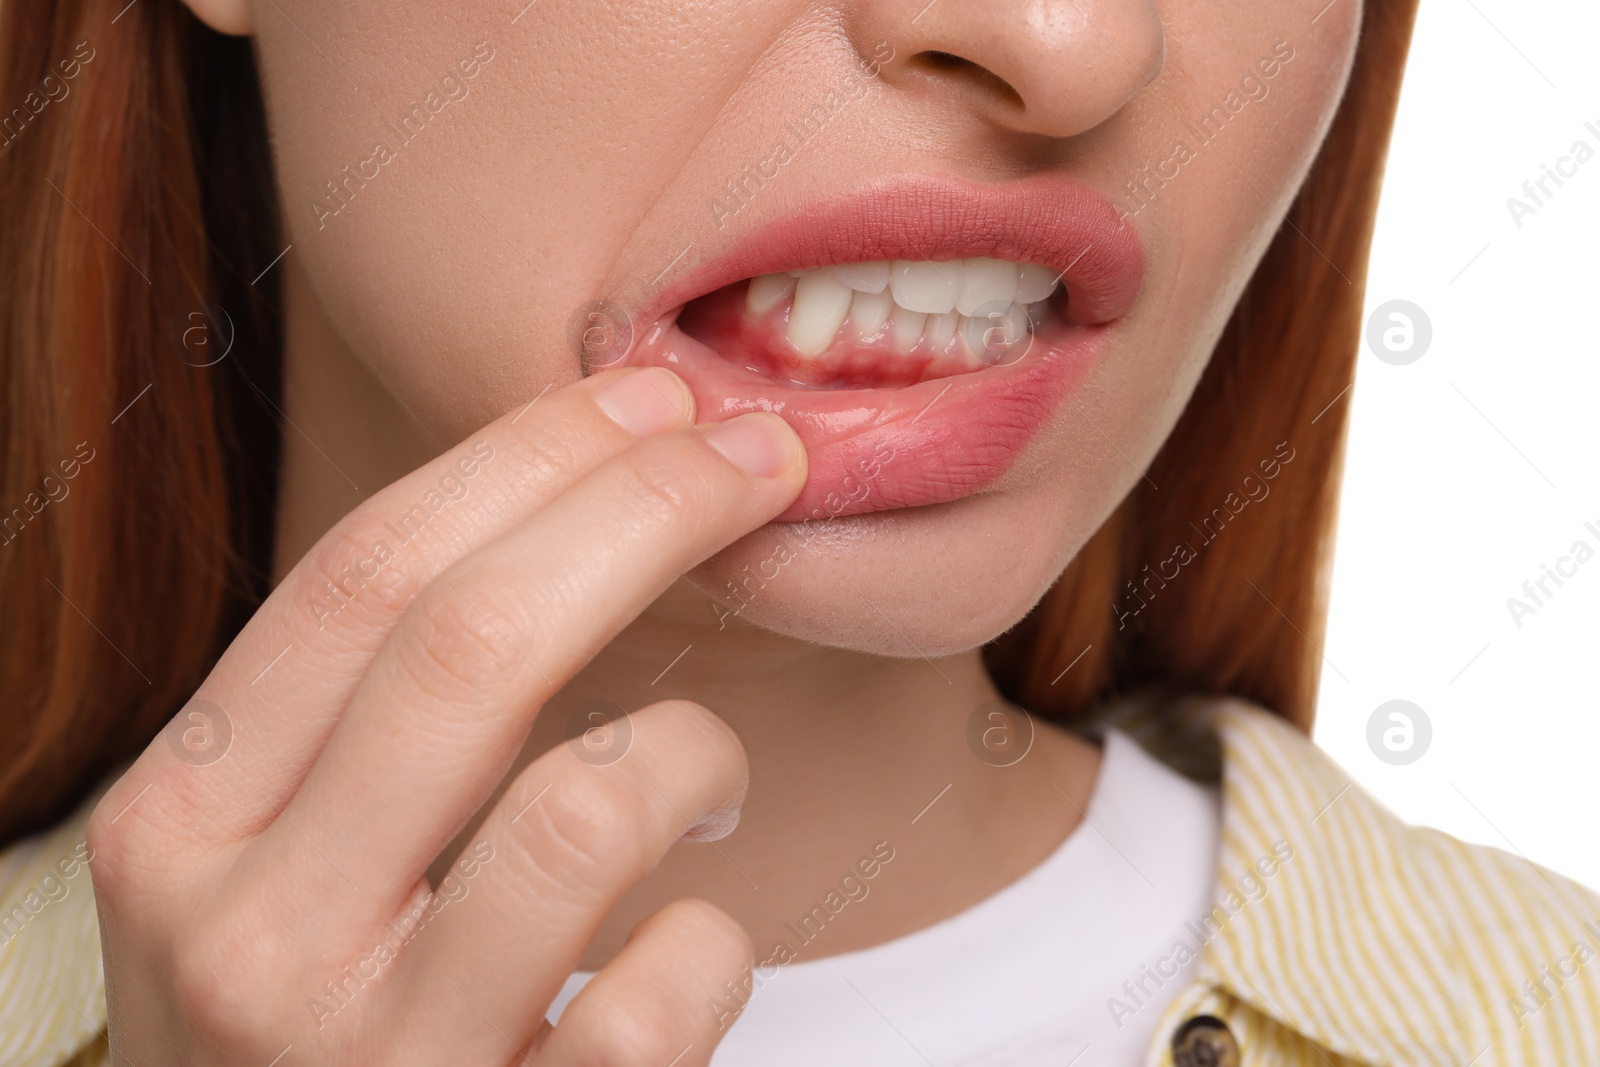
[2,696,1595,1065]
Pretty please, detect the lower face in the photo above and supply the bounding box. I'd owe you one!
[250,0,1362,657]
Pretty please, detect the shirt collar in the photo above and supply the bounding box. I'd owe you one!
[1095,692,1469,1067]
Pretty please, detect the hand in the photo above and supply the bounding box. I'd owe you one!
[87,367,806,1065]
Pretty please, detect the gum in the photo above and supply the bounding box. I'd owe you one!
[677,282,1048,389]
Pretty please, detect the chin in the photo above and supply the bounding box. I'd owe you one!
[686,470,1093,659]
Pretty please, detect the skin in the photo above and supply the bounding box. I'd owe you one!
[88,0,1362,1062]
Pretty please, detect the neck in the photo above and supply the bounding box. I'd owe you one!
[271,260,1100,969]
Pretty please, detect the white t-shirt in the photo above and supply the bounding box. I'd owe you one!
[547,729,1221,1066]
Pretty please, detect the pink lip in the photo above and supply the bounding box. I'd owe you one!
[615,175,1145,523]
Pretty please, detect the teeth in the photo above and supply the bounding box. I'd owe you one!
[1015,263,1060,304]
[955,258,1018,316]
[890,260,962,315]
[851,288,892,339]
[926,310,960,350]
[963,302,1030,364]
[751,257,1059,360]
[833,261,890,294]
[788,270,854,356]
[889,303,927,352]
[746,273,796,316]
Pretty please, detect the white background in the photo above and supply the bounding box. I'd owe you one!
[1315,0,1600,887]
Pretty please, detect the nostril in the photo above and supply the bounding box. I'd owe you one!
[907,50,1025,110]
[914,49,972,72]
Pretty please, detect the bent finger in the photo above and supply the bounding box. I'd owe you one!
[367,701,748,1063]
[536,898,754,1067]
[254,413,801,927]
[105,367,695,851]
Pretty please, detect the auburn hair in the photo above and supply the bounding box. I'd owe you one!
[0,0,1420,847]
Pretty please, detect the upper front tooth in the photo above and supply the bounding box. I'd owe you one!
[890,260,962,315]
[1014,263,1061,304]
[956,258,1018,316]
[833,261,890,294]
[787,270,854,356]
[746,272,797,316]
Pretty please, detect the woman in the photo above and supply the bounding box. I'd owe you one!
[0,0,1594,1064]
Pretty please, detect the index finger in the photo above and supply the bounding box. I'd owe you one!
[111,367,697,847]
[250,409,804,929]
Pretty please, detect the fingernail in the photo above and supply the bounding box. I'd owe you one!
[593,368,691,437]
[682,777,748,844]
[681,802,743,843]
[703,413,801,479]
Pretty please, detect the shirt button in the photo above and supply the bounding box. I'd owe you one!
[1171,1014,1241,1067]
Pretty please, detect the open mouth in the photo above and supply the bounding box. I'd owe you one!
[602,177,1144,524]
[677,257,1066,389]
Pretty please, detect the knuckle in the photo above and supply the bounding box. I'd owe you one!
[649,699,745,761]
[84,797,135,898]
[393,578,533,705]
[654,898,754,969]
[505,418,588,487]
[168,914,283,1044]
[512,773,655,896]
[87,773,270,920]
[84,773,181,899]
[572,982,689,1067]
[298,521,417,630]
[615,453,717,532]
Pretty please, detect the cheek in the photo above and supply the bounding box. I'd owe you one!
[252,14,546,438]
[1137,2,1361,297]
[253,3,760,442]
[1052,0,1362,504]
[250,1,927,449]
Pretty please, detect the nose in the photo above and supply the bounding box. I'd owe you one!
[852,0,1165,138]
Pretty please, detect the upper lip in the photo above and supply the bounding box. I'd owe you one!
[629,173,1146,342]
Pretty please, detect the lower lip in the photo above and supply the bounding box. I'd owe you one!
[623,314,1113,523]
